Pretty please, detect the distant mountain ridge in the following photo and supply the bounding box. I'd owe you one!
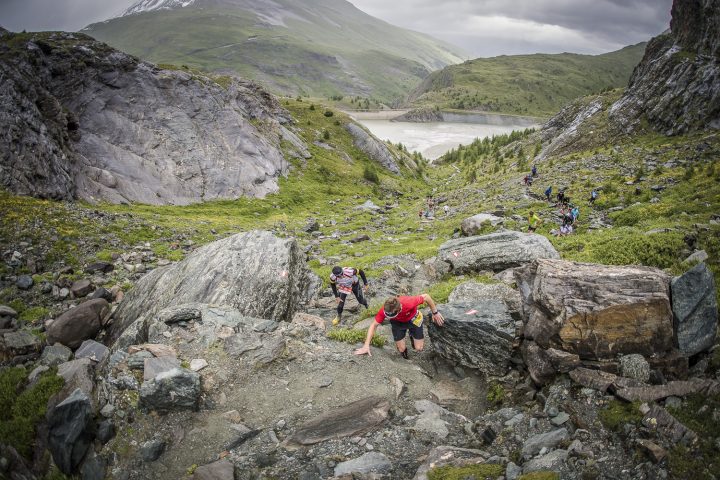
[407,43,648,117]
[84,0,468,102]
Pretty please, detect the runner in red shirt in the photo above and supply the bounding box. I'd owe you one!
[354,293,445,359]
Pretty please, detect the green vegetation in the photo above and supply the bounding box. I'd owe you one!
[409,43,646,116]
[666,393,720,479]
[486,383,505,406]
[0,367,64,458]
[427,463,504,480]
[83,2,466,102]
[598,400,643,432]
[327,327,385,348]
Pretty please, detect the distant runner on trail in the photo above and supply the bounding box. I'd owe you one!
[528,211,542,232]
[589,189,598,204]
[354,294,444,359]
[330,266,369,326]
[545,186,553,202]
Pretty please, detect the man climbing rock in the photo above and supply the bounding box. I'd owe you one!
[354,294,444,359]
[330,266,369,325]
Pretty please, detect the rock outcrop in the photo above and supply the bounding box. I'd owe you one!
[609,0,720,134]
[428,301,516,375]
[346,123,401,174]
[48,389,95,475]
[438,231,559,274]
[111,231,307,343]
[0,31,305,204]
[460,213,505,236]
[671,262,718,356]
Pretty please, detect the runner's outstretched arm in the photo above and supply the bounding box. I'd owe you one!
[420,294,445,326]
[354,321,379,356]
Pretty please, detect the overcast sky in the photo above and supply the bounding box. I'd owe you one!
[0,0,673,57]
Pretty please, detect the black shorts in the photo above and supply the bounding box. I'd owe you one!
[390,318,424,342]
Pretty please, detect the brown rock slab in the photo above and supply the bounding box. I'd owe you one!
[615,378,720,402]
[642,405,697,445]
[522,341,555,386]
[71,279,94,298]
[128,343,177,358]
[516,259,673,359]
[287,396,390,446]
[569,367,644,392]
[636,439,668,463]
[292,312,326,331]
[47,299,110,349]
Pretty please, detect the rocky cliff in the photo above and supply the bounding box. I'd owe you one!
[608,0,719,135]
[0,31,308,205]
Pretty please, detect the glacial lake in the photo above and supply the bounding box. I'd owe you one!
[353,112,541,160]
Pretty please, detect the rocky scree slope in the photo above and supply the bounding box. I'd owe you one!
[0,31,308,205]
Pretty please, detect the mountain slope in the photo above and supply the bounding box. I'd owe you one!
[407,43,647,117]
[82,0,467,102]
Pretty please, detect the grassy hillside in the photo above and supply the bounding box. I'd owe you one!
[83,0,466,103]
[407,43,647,117]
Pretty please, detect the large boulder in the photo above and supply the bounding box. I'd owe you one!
[461,213,504,236]
[438,231,559,274]
[48,389,95,475]
[515,259,673,359]
[139,368,201,414]
[671,262,718,356]
[448,281,522,319]
[47,299,110,349]
[345,123,400,174]
[111,231,308,342]
[428,301,516,375]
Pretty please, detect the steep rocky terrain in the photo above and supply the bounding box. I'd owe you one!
[0,1,719,480]
[83,0,467,102]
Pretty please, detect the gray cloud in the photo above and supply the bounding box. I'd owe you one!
[0,0,672,57]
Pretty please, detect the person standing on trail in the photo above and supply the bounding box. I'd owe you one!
[354,294,444,359]
[528,211,542,233]
[545,186,552,202]
[532,165,538,177]
[330,266,369,326]
[589,189,598,204]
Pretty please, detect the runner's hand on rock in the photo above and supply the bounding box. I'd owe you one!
[432,312,445,327]
[354,345,371,356]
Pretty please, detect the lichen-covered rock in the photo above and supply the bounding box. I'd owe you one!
[139,368,201,414]
[111,231,307,343]
[671,262,718,356]
[428,301,516,375]
[438,231,559,274]
[619,354,651,383]
[516,259,673,359]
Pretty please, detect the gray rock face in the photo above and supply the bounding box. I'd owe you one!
[345,123,400,174]
[428,301,516,375]
[671,262,718,356]
[74,339,110,363]
[334,452,392,476]
[521,428,569,459]
[438,231,559,274]
[608,2,720,135]
[516,259,673,359]
[57,358,95,401]
[140,439,166,462]
[619,354,651,383]
[448,281,522,319]
[522,449,568,473]
[41,344,74,367]
[16,275,33,290]
[47,299,110,349]
[48,389,95,475]
[111,231,307,343]
[139,368,201,413]
[0,32,300,204]
[460,213,504,236]
[1,330,41,359]
[143,356,181,381]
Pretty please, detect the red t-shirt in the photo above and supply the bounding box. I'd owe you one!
[375,295,425,324]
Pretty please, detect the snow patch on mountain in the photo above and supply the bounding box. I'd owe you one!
[121,0,196,17]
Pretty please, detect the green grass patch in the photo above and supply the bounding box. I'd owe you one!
[598,400,643,432]
[327,327,385,348]
[0,366,64,458]
[666,393,720,479]
[518,472,561,480]
[428,463,504,480]
[486,382,505,407]
[19,306,50,323]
